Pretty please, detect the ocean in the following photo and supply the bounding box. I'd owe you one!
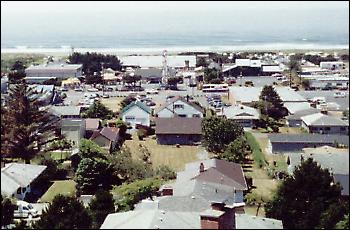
[1,2,349,54]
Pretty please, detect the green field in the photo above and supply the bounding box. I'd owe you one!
[39,180,76,203]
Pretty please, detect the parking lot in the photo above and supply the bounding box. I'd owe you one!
[297,90,349,110]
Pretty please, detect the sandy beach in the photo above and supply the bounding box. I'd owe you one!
[1,44,349,57]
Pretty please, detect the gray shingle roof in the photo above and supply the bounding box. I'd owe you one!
[155,96,204,115]
[268,134,349,146]
[1,163,47,196]
[49,106,82,117]
[155,117,202,135]
[301,113,348,126]
[286,108,320,120]
[235,214,283,229]
[120,100,151,116]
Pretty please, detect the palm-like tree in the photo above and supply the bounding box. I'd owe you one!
[287,59,302,87]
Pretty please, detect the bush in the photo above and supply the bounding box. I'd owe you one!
[137,129,147,140]
[154,165,176,180]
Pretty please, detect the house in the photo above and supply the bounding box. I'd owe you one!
[286,150,349,196]
[134,68,176,83]
[155,117,202,145]
[286,108,320,127]
[30,85,55,106]
[84,118,102,138]
[25,63,83,83]
[175,159,248,204]
[90,127,119,152]
[216,104,260,128]
[1,163,47,200]
[261,65,283,76]
[101,159,282,229]
[120,100,151,128]
[301,113,349,135]
[222,59,261,78]
[267,134,349,154]
[229,87,262,105]
[49,106,82,118]
[155,96,204,118]
[283,102,312,115]
[320,61,345,70]
[60,118,86,147]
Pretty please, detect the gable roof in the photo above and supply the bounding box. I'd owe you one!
[217,104,259,120]
[90,127,119,142]
[120,100,151,116]
[1,163,47,196]
[236,214,283,229]
[191,159,248,191]
[155,117,202,135]
[49,106,82,117]
[301,113,348,126]
[155,96,204,115]
[286,108,320,120]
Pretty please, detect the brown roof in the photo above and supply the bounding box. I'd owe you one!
[90,127,119,141]
[155,96,204,115]
[193,159,247,190]
[155,117,202,135]
[85,118,101,131]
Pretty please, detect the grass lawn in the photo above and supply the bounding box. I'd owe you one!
[245,132,266,168]
[39,180,76,203]
[124,133,205,171]
[101,97,125,112]
[278,127,305,134]
[49,151,71,161]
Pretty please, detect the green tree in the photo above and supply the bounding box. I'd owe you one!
[2,83,60,163]
[154,165,176,180]
[265,158,342,229]
[122,74,142,87]
[201,116,244,153]
[119,96,136,111]
[259,85,287,120]
[318,202,349,229]
[287,59,302,86]
[218,137,248,164]
[83,100,113,120]
[89,190,115,229]
[79,138,106,159]
[336,214,349,229]
[301,79,311,90]
[1,195,15,227]
[113,178,163,212]
[75,158,114,194]
[204,68,220,83]
[35,195,92,229]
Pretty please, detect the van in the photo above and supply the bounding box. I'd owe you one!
[13,201,39,218]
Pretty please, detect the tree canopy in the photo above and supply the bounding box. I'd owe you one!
[35,195,92,229]
[265,158,344,229]
[82,100,113,120]
[201,116,244,153]
[259,85,287,120]
[1,83,60,163]
[1,195,15,228]
[218,137,249,164]
[89,190,115,229]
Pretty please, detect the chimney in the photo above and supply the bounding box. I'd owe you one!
[200,202,236,229]
[199,162,205,173]
[159,185,173,196]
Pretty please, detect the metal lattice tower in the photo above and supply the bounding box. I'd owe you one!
[161,50,169,85]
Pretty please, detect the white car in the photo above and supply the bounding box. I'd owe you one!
[14,201,39,219]
[87,88,99,92]
[334,92,346,98]
[145,88,159,94]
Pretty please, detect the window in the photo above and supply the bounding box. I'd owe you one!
[325,127,330,131]
[178,114,186,117]
[174,104,184,109]
[125,116,135,120]
[193,114,200,118]
[340,127,346,131]
[17,188,21,194]
[23,206,29,211]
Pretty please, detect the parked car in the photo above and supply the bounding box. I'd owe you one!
[87,88,99,92]
[145,88,159,94]
[146,101,156,106]
[334,91,346,98]
[104,87,113,92]
[14,201,39,219]
[102,94,110,98]
[74,87,83,92]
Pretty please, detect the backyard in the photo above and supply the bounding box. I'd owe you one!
[100,96,125,113]
[38,180,76,203]
[123,133,208,171]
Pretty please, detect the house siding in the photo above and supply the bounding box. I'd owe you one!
[157,99,203,118]
[122,106,150,128]
[156,134,202,145]
[302,121,349,135]
[270,142,338,153]
[61,125,85,147]
[287,119,302,127]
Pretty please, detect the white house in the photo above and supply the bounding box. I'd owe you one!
[301,113,349,135]
[120,100,151,128]
[155,96,204,118]
[217,104,260,128]
[1,163,47,200]
[320,61,345,70]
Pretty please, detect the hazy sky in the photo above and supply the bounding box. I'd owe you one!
[1,1,348,48]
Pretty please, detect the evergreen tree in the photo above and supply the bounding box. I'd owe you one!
[2,83,60,163]
[35,195,92,229]
[82,100,113,120]
[89,190,115,228]
[1,195,15,227]
[265,158,343,229]
[259,85,287,120]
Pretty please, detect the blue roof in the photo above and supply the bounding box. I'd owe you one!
[120,100,151,115]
